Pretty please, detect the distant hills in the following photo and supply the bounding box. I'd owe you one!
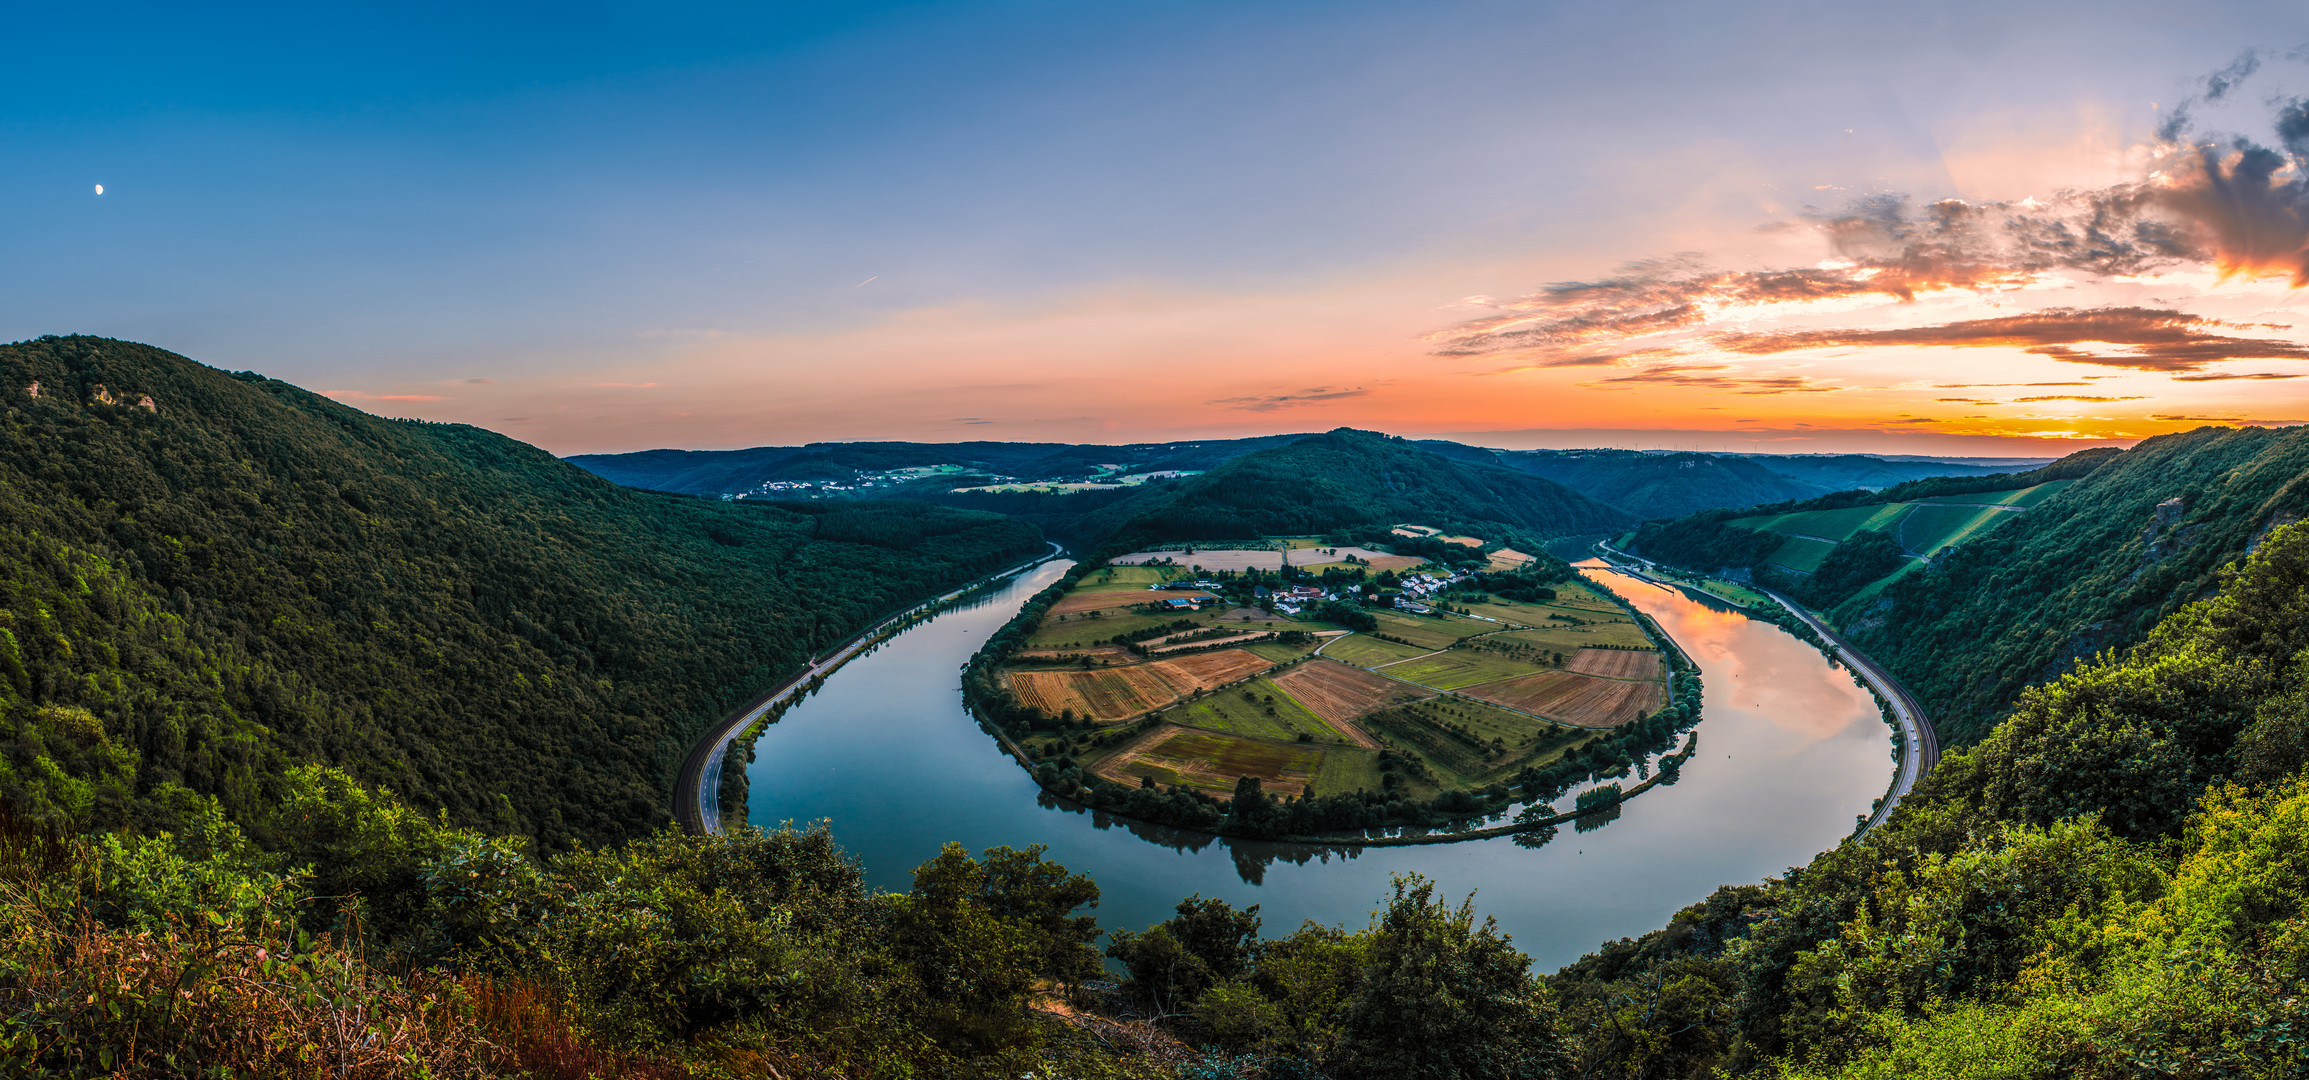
[0,336,1041,846]
[572,434,2038,528]
[1080,428,1635,550]
[1490,448,2037,520]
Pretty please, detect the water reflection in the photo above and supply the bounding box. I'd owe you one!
[745,558,1892,969]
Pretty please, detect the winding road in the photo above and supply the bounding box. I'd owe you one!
[673,542,1063,835]
[1596,541,1938,834]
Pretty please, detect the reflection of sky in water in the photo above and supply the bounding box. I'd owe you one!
[747,560,1892,971]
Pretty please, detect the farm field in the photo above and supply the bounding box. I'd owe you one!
[1486,547,1536,571]
[1244,638,1324,663]
[1764,535,1833,573]
[1176,677,1352,745]
[1007,648,1273,722]
[1564,648,1662,680]
[1462,670,1665,727]
[1319,633,1432,666]
[1487,620,1655,652]
[1368,610,1482,650]
[1311,747,1387,797]
[1110,548,1282,571]
[1270,659,1427,726]
[1096,728,1327,795]
[1380,650,1538,691]
[1360,698,1592,787]
[1731,502,1909,542]
[1893,503,2014,556]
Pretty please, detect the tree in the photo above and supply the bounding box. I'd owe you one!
[1331,875,1570,1080]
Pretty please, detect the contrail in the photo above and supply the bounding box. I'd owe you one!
[853,275,877,288]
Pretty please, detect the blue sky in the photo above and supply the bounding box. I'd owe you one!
[9,2,2309,452]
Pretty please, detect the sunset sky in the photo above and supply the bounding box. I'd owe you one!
[10,2,2309,455]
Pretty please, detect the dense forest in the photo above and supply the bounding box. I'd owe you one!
[0,336,1043,849]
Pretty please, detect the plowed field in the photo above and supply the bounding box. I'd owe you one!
[1565,648,1662,680]
[1006,649,1273,722]
[1463,671,1665,727]
[1272,660,1425,735]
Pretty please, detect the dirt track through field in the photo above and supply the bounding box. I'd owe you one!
[1270,659,1423,748]
[1565,648,1662,680]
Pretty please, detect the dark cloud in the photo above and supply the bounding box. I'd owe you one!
[2150,413,2245,422]
[1716,307,2309,373]
[1211,387,1371,411]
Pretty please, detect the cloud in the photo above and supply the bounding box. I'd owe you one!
[1931,381,2091,388]
[463,377,496,384]
[2170,371,2307,381]
[1431,61,2309,368]
[1210,386,1372,411]
[1584,365,1839,394]
[376,394,448,402]
[1716,307,2309,373]
[2010,395,2150,402]
[2150,413,2245,422]
[583,382,660,389]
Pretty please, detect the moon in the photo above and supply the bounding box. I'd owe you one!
[93,184,103,195]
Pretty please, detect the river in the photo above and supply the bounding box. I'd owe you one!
[743,558,1892,970]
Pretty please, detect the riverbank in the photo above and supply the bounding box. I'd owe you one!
[1594,539,1938,834]
[674,542,1065,834]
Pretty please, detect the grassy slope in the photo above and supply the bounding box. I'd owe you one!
[0,336,1043,845]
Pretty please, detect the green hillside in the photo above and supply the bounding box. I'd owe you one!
[0,336,1042,847]
[1547,518,2309,1079]
[1089,428,1636,550]
[1840,426,2309,744]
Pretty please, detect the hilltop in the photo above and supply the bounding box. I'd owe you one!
[1084,428,1636,551]
[0,336,1042,847]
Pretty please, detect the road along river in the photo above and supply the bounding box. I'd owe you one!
[738,559,1895,970]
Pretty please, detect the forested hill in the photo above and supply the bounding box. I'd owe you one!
[1493,449,2038,520]
[1085,428,1635,549]
[1634,425,2309,746]
[1839,425,2309,744]
[1548,514,2309,1078]
[0,336,1042,847]
[1492,450,1821,520]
